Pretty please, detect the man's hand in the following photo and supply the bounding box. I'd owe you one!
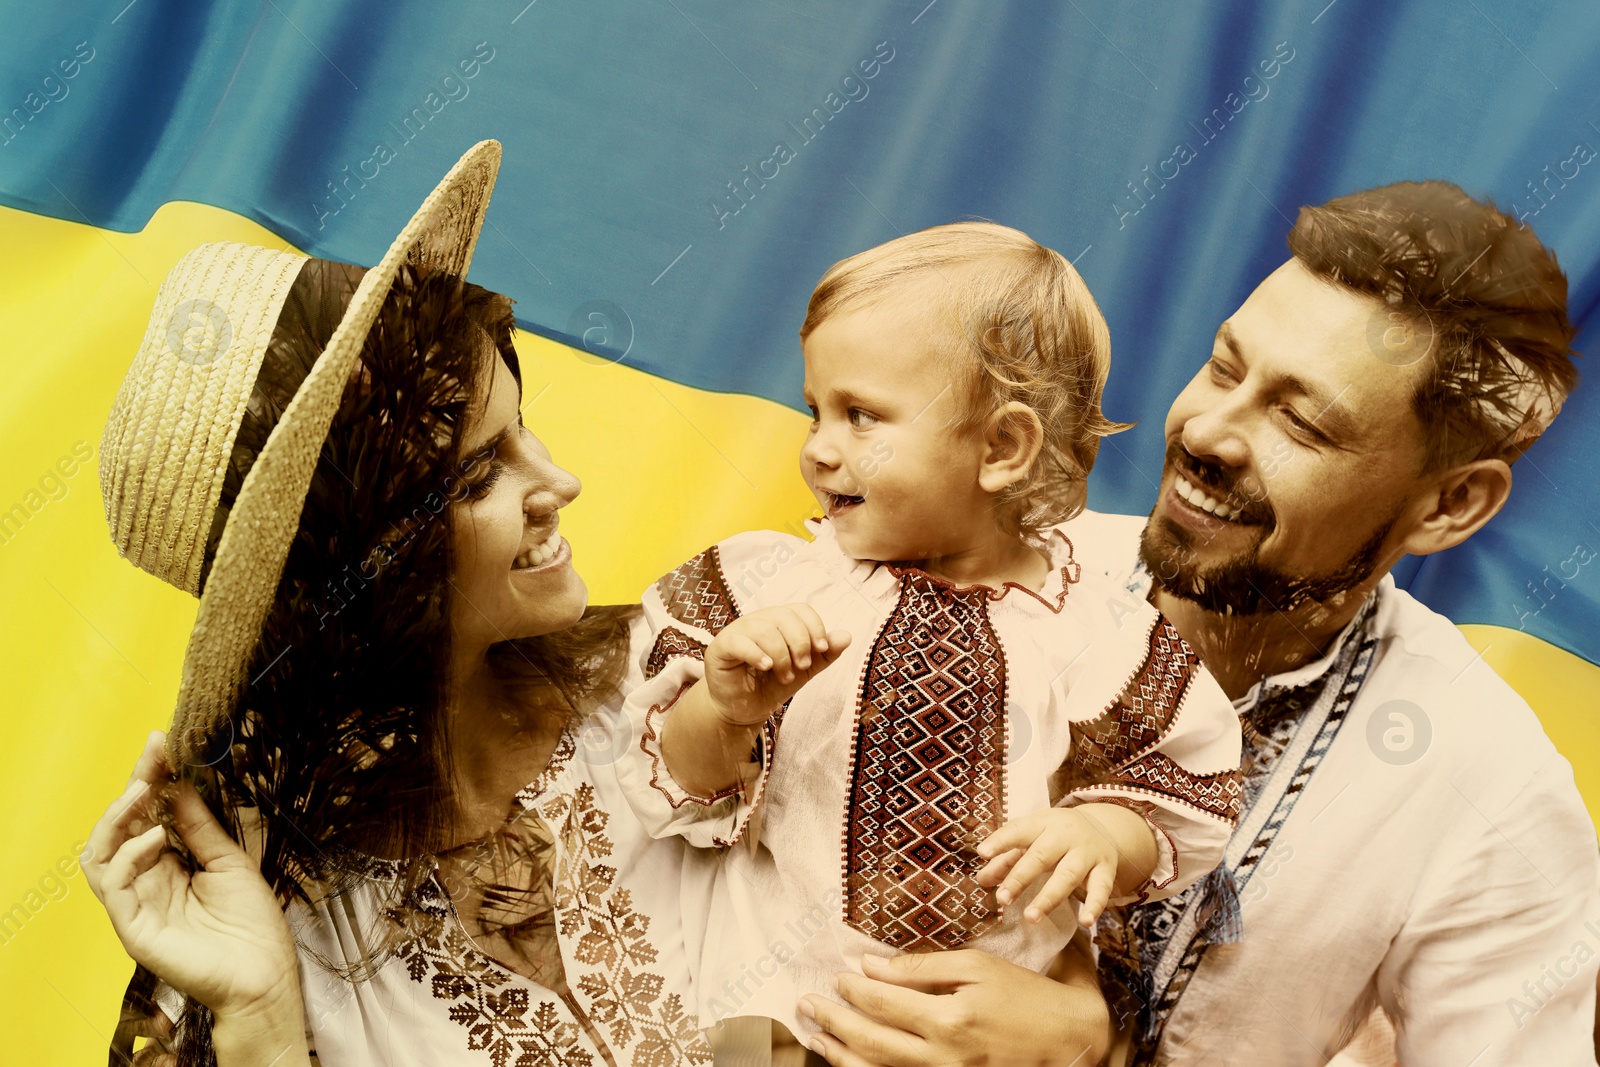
[800,945,1110,1067]
[704,604,851,726]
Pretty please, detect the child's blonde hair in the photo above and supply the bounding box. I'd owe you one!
[800,221,1129,538]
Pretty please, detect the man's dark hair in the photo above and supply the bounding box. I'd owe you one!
[1288,180,1579,469]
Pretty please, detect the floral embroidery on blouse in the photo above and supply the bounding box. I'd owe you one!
[385,881,598,1067]
[544,784,712,1066]
[374,757,711,1066]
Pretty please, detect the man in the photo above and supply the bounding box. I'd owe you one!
[803,181,1599,1065]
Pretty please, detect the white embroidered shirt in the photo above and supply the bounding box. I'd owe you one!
[614,519,1243,1034]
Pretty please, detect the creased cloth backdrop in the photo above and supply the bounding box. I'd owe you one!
[0,1,1596,1060]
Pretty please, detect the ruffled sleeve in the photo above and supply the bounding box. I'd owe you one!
[613,534,794,850]
[1050,611,1243,904]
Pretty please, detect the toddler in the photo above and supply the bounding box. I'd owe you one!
[616,222,1242,1035]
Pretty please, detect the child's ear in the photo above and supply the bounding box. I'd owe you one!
[977,402,1045,494]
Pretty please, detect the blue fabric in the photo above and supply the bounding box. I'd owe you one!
[2,0,1596,662]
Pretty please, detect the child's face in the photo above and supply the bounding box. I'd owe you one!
[801,291,995,563]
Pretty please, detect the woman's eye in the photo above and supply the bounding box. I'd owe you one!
[465,461,504,499]
[848,408,877,429]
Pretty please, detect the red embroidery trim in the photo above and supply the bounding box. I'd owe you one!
[637,691,776,841]
[645,627,705,680]
[1089,750,1243,822]
[1149,820,1179,895]
[638,688,744,809]
[878,532,1082,614]
[1066,797,1181,902]
[842,571,1008,952]
[655,547,738,634]
[1063,614,1199,786]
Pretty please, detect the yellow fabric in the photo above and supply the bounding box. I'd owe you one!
[1,201,1594,1062]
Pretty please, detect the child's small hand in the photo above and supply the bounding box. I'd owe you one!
[974,807,1122,928]
[704,605,851,727]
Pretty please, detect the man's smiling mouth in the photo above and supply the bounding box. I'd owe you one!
[1163,441,1274,529]
[1173,474,1245,522]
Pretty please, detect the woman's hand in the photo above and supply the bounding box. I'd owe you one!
[800,942,1110,1067]
[84,732,309,1062]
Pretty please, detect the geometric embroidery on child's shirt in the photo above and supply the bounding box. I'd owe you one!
[645,626,706,680]
[655,546,738,635]
[1051,613,1240,820]
[843,570,1008,952]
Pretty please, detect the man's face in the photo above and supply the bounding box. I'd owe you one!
[1141,258,1431,615]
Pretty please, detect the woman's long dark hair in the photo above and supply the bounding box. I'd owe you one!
[131,259,633,1067]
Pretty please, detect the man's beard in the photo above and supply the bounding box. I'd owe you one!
[1139,450,1395,616]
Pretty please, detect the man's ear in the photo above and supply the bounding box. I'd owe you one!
[977,402,1045,494]
[1399,458,1513,557]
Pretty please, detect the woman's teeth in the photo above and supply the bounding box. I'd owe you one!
[1175,475,1242,522]
[513,527,562,570]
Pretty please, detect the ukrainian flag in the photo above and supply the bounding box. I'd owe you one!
[1,3,1595,1059]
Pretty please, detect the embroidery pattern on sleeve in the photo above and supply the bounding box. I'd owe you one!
[1061,615,1198,789]
[1096,596,1380,1064]
[842,571,1008,952]
[645,627,706,680]
[1100,750,1242,821]
[656,547,738,634]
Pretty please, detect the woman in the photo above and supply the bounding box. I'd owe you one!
[87,140,706,1067]
[84,141,1110,1067]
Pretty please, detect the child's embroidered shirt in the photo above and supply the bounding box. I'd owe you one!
[615,519,1242,1032]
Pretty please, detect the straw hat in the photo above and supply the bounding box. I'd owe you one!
[100,140,501,767]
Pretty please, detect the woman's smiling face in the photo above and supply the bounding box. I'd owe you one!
[450,353,587,649]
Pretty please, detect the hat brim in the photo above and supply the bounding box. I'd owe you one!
[168,139,502,766]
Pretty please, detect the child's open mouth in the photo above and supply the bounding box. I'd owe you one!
[823,490,865,518]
